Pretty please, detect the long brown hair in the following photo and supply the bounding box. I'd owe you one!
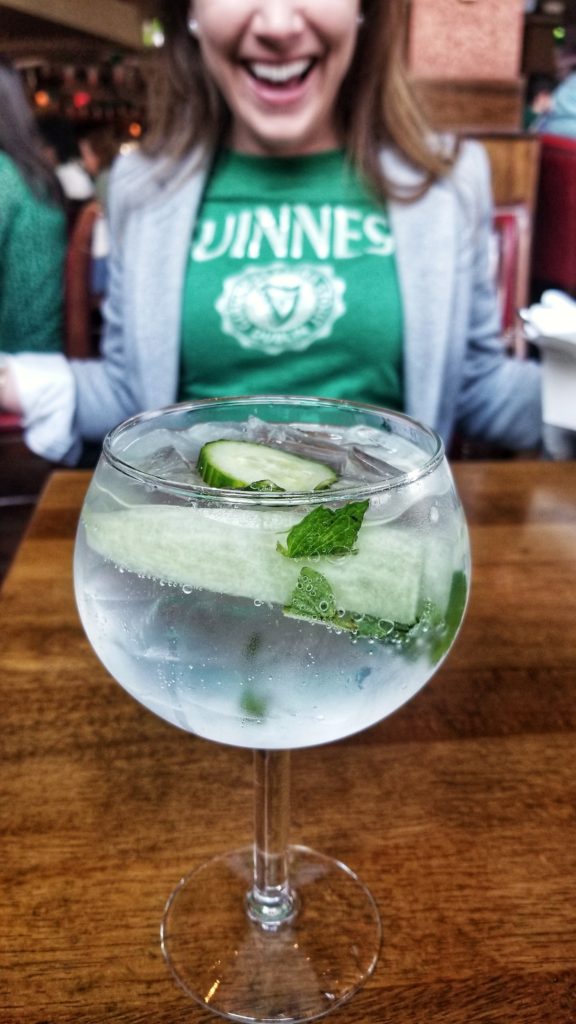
[144,0,456,200]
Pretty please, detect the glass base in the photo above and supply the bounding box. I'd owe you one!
[160,844,381,1023]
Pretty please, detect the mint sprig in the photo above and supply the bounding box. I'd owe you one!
[284,566,466,658]
[284,567,416,643]
[277,500,369,559]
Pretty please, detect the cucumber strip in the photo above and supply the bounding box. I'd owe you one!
[197,439,338,491]
[83,504,454,626]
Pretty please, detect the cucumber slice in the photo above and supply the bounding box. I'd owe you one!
[197,440,338,491]
[82,503,454,626]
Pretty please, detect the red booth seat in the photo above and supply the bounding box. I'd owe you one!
[0,412,23,433]
[532,133,576,294]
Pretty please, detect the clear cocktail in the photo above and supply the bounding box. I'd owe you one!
[73,396,470,1022]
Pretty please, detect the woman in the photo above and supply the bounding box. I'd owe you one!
[0,0,541,463]
[0,58,66,354]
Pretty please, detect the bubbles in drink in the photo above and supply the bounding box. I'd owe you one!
[75,409,469,750]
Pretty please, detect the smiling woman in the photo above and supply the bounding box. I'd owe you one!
[147,0,452,200]
[0,0,543,466]
[187,0,362,156]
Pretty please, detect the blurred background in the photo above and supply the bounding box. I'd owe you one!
[1,0,573,140]
[2,0,576,579]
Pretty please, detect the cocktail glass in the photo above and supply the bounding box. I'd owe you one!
[74,396,470,1022]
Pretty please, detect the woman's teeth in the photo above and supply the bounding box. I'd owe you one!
[249,59,313,84]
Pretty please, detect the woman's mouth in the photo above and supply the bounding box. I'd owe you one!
[245,58,316,90]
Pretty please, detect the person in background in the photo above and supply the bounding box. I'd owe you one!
[523,73,556,132]
[0,0,542,464]
[78,127,121,296]
[538,71,576,138]
[0,57,67,354]
[535,43,576,138]
[78,126,120,210]
[37,114,94,205]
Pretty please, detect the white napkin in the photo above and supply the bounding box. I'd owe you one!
[520,290,576,434]
[520,290,576,348]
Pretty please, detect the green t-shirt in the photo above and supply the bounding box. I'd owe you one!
[0,152,66,353]
[179,149,403,408]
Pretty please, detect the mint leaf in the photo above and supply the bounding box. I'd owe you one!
[246,632,262,657]
[284,568,417,645]
[428,570,468,663]
[283,567,467,663]
[351,613,414,643]
[284,567,338,622]
[240,691,267,719]
[277,500,369,559]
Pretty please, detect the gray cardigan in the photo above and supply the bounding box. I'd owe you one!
[71,141,542,452]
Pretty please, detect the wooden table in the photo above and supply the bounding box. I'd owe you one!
[1,463,576,1023]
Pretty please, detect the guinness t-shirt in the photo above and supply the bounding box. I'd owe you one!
[179,149,404,409]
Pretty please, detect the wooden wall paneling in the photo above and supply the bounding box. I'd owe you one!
[474,133,542,212]
[411,78,524,134]
[408,0,526,134]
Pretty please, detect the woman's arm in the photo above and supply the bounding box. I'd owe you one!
[1,353,81,464]
[452,141,542,450]
[0,152,147,463]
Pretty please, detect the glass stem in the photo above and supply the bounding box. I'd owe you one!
[245,748,298,930]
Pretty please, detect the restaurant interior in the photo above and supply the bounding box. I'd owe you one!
[2,4,576,1023]
[1,0,575,582]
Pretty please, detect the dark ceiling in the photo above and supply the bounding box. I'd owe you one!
[0,4,141,64]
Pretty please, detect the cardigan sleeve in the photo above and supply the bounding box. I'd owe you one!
[70,150,164,442]
[2,153,147,462]
[8,353,81,464]
[451,141,543,450]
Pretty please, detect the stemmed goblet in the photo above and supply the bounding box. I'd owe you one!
[74,395,470,1022]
